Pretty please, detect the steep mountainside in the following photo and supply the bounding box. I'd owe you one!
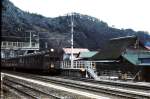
[2,0,150,50]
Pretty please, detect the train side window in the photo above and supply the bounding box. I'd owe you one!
[35,56,37,64]
[19,58,22,63]
[23,57,25,64]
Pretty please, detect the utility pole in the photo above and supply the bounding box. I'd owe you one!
[29,31,32,48]
[26,30,34,48]
[71,13,74,69]
[45,42,48,49]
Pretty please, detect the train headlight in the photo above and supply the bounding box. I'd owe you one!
[50,49,54,52]
[80,68,85,72]
[51,64,54,68]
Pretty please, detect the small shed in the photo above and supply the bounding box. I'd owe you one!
[122,49,150,81]
[78,51,98,60]
[62,48,89,60]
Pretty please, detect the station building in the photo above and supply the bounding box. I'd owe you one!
[75,36,150,81]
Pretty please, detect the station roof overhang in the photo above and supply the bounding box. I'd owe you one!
[138,63,150,67]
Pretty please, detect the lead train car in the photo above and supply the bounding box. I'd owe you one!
[2,49,63,75]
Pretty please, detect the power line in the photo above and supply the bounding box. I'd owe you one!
[1,36,29,38]
[1,36,66,40]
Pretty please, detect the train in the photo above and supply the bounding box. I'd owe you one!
[1,49,63,75]
[1,48,90,77]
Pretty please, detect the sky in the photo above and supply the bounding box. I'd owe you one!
[10,0,150,34]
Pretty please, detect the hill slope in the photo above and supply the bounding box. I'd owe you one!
[2,0,150,50]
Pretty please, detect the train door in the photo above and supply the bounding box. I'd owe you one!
[43,54,50,71]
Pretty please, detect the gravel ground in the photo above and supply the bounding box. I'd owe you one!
[1,89,21,99]
[4,76,93,99]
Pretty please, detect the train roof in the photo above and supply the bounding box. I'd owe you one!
[3,49,62,60]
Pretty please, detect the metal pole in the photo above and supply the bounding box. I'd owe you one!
[137,37,140,64]
[38,32,40,48]
[29,31,32,48]
[1,73,4,98]
[45,42,48,49]
[71,13,74,69]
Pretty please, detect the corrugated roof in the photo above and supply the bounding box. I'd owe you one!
[63,48,89,54]
[122,52,140,65]
[78,51,98,58]
[122,49,150,66]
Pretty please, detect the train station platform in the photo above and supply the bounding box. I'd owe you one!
[2,72,150,99]
[1,72,110,99]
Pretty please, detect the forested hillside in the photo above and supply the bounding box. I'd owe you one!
[2,0,150,50]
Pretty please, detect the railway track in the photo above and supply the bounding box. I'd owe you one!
[2,72,93,99]
[38,76,150,99]
[2,71,150,99]
[3,78,61,99]
[56,76,150,91]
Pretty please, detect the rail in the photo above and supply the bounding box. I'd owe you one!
[2,72,150,99]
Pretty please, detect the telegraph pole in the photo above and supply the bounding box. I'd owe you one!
[29,31,32,48]
[26,30,35,48]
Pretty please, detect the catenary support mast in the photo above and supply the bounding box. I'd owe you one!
[71,13,74,68]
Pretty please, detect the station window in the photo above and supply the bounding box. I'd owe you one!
[13,42,17,46]
[140,58,150,63]
[32,43,35,47]
[18,43,21,47]
[2,42,6,46]
[8,42,11,45]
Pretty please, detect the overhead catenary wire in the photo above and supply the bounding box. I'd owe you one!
[1,36,66,40]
